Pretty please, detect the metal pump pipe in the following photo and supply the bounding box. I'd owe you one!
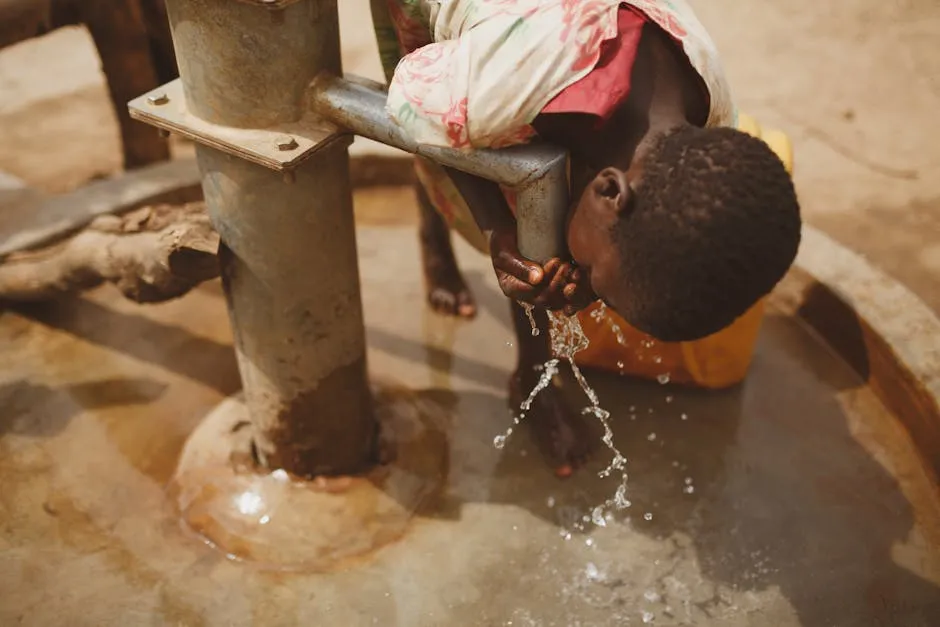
[310,74,570,264]
[129,0,570,479]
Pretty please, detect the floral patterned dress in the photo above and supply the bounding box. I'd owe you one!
[379,0,735,150]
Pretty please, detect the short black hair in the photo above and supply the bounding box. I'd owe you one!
[610,124,801,342]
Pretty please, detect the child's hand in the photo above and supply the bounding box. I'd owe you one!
[489,229,556,302]
[559,265,596,316]
[489,230,595,314]
[533,260,595,315]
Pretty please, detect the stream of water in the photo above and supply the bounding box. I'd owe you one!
[495,303,637,520]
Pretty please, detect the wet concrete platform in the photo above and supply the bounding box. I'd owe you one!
[1,220,938,626]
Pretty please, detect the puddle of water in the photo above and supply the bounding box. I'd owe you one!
[2,233,939,626]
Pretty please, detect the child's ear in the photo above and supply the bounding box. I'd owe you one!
[590,168,632,215]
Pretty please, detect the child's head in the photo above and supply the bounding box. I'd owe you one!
[567,125,801,342]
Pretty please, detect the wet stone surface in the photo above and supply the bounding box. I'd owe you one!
[0,227,938,626]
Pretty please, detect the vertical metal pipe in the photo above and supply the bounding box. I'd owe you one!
[515,157,570,264]
[165,0,338,127]
[165,0,376,476]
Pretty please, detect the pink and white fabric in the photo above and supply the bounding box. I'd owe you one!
[385,0,737,150]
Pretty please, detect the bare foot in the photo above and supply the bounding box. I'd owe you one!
[416,180,477,318]
[423,253,477,318]
[510,369,595,477]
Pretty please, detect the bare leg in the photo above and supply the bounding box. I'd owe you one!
[139,0,179,85]
[509,302,594,477]
[416,181,476,318]
[82,0,171,170]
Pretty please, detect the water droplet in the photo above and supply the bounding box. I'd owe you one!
[493,435,507,449]
[644,590,661,603]
[644,512,653,521]
[653,356,663,364]
[513,525,518,531]
[647,433,657,442]
[547,496,556,508]
[506,341,514,347]
[585,562,603,582]
[591,507,607,527]
[617,361,625,369]
[585,538,594,547]
[642,610,655,624]
[234,491,263,516]
[531,328,540,337]
[684,477,693,485]
[259,515,270,525]
[271,469,289,482]
[563,532,572,541]
[629,405,636,412]
[683,486,695,494]
[665,395,673,403]
[657,374,671,385]
[681,413,689,421]
[671,461,680,467]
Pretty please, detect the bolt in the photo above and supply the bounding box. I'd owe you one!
[275,135,299,151]
[147,92,169,106]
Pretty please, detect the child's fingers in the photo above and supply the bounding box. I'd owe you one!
[496,272,541,301]
[493,247,543,285]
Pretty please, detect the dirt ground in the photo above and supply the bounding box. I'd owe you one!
[0,0,938,310]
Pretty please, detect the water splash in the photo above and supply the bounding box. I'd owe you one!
[493,358,560,449]
[494,309,631,517]
[591,302,627,346]
[547,313,630,512]
[521,302,541,337]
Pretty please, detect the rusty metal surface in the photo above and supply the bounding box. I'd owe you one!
[198,138,375,476]
[165,0,338,128]
[129,79,344,172]
[129,0,378,475]
[515,154,569,263]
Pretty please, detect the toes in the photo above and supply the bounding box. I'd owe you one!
[428,288,457,314]
[456,289,477,319]
[427,284,476,318]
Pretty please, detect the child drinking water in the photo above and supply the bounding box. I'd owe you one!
[372,0,802,476]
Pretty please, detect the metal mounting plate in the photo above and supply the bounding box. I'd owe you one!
[129,79,348,172]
